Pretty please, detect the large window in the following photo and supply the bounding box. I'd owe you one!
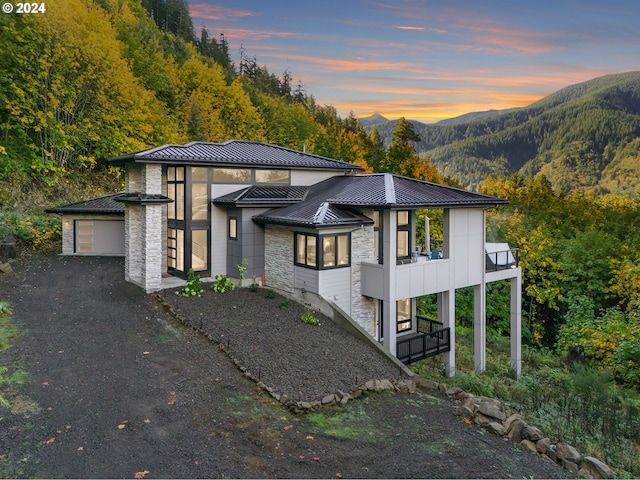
[295,232,350,269]
[397,298,412,333]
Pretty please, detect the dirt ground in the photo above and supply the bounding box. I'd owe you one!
[0,254,569,478]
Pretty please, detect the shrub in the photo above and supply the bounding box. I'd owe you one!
[211,274,235,293]
[265,289,275,299]
[249,283,259,292]
[301,309,319,326]
[175,268,203,296]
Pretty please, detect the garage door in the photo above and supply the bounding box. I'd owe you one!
[75,220,125,255]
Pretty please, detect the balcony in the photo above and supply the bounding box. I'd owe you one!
[485,243,519,272]
[396,316,451,365]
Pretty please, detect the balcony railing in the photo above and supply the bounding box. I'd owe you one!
[396,316,451,365]
[485,248,519,272]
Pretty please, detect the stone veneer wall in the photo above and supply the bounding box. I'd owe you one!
[350,218,375,336]
[264,225,294,293]
[124,163,164,292]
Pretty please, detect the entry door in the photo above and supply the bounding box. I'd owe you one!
[167,166,211,278]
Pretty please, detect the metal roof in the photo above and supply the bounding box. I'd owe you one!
[252,174,507,228]
[109,140,363,172]
[213,185,308,207]
[45,193,125,214]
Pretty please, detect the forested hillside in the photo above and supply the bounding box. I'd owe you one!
[0,0,393,205]
[365,73,640,194]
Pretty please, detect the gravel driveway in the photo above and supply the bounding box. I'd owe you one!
[0,254,569,478]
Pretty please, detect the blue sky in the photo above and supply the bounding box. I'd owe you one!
[189,0,640,123]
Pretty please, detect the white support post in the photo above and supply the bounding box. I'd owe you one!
[510,269,522,378]
[439,289,456,377]
[382,209,397,355]
[474,283,486,373]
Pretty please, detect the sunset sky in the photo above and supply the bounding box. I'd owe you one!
[189,1,640,123]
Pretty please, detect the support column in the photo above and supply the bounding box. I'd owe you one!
[123,163,165,293]
[510,269,522,378]
[474,283,486,373]
[439,289,456,377]
[382,209,397,355]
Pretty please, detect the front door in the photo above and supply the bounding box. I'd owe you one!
[167,166,211,278]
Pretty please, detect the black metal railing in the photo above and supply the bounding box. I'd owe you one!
[485,248,519,272]
[396,316,451,365]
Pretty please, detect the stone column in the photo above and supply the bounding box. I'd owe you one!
[123,163,164,292]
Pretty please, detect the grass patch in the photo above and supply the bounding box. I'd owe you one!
[305,404,379,442]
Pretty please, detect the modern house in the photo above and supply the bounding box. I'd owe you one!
[47,140,522,376]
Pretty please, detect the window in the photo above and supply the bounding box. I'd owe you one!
[295,232,350,269]
[397,210,410,260]
[229,217,237,240]
[373,210,382,263]
[213,168,251,183]
[255,169,290,183]
[295,233,317,267]
[397,298,412,333]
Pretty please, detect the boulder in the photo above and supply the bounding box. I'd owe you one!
[556,442,582,463]
[485,422,506,436]
[508,419,527,444]
[477,400,506,422]
[416,377,439,390]
[522,425,544,442]
[535,437,552,454]
[519,439,538,453]
[463,395,477,413]
[321,394,336,405]
[562,459,579,475]
[473,412,494,426]
[503,414,522,434]
[0,262,13,274]
[580,456,615,479]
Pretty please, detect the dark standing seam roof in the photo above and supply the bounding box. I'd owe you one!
[45,193,125,214]
[108,140,363,172]
[252,173,507,228]
[213,186,309,207]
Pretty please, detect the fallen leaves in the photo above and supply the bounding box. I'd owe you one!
[45,437,55,444]
[306,435,314,440]
[134,470,149,479]
[118,420,129,430]
[283,425,293,431]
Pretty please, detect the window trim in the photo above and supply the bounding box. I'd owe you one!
[229,217,238,240]
[397,210,411,261]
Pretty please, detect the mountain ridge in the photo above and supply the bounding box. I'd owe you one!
[360,72,640,195]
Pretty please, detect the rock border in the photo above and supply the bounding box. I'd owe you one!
[155,293,414,413]
[415,377,615,479]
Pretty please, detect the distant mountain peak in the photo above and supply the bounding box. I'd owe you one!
[358,113,390,128]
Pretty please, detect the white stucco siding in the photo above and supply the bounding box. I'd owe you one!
[450,208,485,289]
[318,268,351,313]
[294,265,319,292]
